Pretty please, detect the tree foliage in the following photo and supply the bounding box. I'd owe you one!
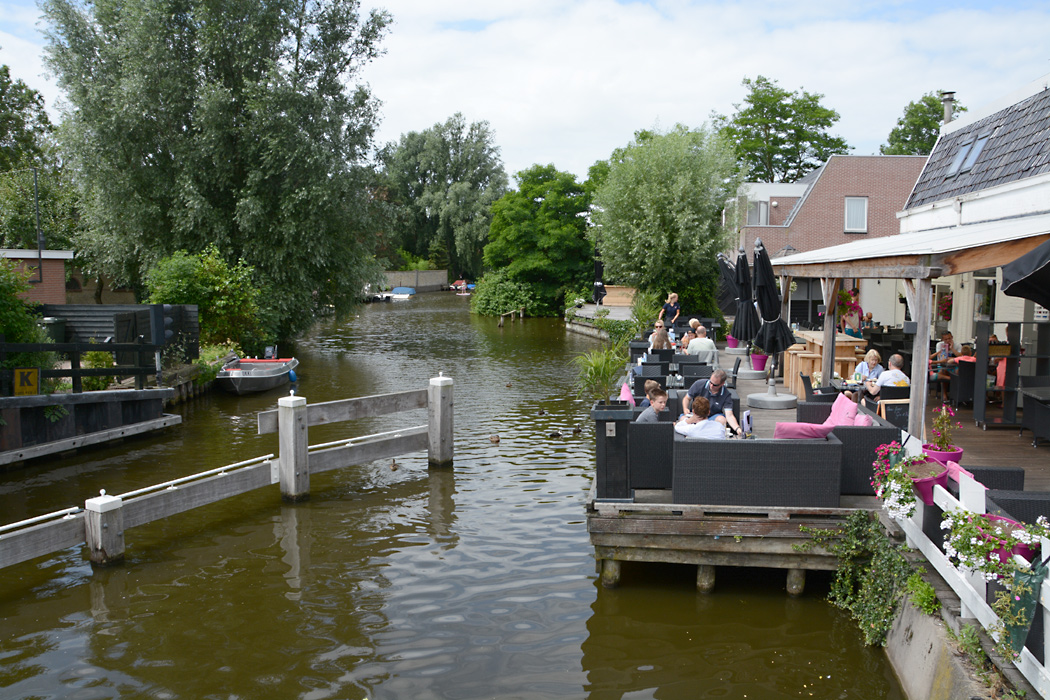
[714,75,850,183]
[881,91,967,156]
[0,258,54,371]
[0,64,53,171]
[381,113,507,281]
[42,0,391,338]
[592,125,743,299]
[482,164,592,315]
[145,247,266,349]
[469,268,543,317]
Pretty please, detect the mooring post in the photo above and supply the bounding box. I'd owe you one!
[601,559,621,588]
[428,374,454,468]
[697,564,716,593]
[786,569,806,597]
[278,394,310,501]
[85,489,125,566]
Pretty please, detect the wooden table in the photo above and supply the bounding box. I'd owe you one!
[786,330,865,398]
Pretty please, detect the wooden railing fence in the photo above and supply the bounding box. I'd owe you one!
[0,337,159,393]
[0,376,453,570]
[899,469,1050,697]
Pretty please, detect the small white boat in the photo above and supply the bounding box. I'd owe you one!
[391,286,416,300]
[215,357,299,395]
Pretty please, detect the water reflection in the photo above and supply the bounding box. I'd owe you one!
[0,294,904,699]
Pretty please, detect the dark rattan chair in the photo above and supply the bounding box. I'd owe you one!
[671,433,842,507]
[800,372,837,403]
[948,361,976,408]
[796,401,898,495]
[628,421,675,490]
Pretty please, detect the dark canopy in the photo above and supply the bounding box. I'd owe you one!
[1002,238,1050,310]
[731,248,761,344]
[752,239,796,356]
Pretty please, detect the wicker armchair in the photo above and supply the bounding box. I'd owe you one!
[795,402,898,496]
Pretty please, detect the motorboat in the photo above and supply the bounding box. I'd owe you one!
[391,286,416,300]
[215,356,299,395]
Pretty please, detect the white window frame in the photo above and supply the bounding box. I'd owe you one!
[747,200,769,226]
[844,196,868,233]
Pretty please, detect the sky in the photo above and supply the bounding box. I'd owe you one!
[2,0,1050,182]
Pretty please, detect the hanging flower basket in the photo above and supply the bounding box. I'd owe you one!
[872,442,948,518]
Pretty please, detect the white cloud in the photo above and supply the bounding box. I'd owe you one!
[3,0,1050,181]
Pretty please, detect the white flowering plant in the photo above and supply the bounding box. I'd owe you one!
[871,441,942,521]
[941,510,1048,582]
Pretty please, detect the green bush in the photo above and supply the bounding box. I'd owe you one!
[906,572,940,615]
[82,346,115,391]
[194,341,242,385]
[145,246,271,351]
[471,269,545,316]
[0,259,58,375]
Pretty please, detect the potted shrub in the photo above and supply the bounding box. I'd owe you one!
[871,441,947,519]
[942,509,1050,659]
[749,342,769,371]
[923,402,964,465]
[573,345,629,417]
[574,344,632,499]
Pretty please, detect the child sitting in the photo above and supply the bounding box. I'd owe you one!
[636,387,668,423]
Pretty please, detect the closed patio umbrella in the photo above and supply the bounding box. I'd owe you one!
[731,248,761,345]
[1002,238,1050,310]
[752,239,796,358]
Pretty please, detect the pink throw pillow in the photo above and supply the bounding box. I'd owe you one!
[774,422,834,439]
[619,382,636,406]
[944,460,978,485]
[854,413,874,427]
[824,393,858,427]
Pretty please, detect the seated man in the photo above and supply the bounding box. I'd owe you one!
[679,368,742,435]
[865,353,909,398]
[636,387,668,423]
[674,396,726,439]
[687,325,717,360]
[937,344,976,381]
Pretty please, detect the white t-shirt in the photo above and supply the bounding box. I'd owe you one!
[675,418,727,439]
[875,368,910,387]
[687,337,717,355]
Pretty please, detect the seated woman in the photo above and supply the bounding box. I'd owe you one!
[649,328,673,351]
[674,396,727,440]
[845,349,883,402]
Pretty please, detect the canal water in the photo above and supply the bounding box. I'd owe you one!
[0,293,904,699]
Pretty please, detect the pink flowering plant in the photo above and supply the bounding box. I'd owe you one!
[927,403,961,451]
[937,291,953,321]
[871,442,940,521]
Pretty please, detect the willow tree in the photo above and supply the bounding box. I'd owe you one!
[592,125,743,313]
[42,0,391,337]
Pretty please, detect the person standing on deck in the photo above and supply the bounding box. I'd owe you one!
[658,293,681,328]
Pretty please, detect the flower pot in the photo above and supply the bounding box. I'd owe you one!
[726,335,739,349]
[922,444,964,466]
[909,462,949,506]
[750,353,769,371]
[982,515,1039,565]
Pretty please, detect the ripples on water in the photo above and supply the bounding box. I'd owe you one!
[0,294,902,699]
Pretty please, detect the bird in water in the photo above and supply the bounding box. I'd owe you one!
[489,434,500,443]
[549,430,562,438]
[538,409,546,416]
[572,424,582,434]
[506,382,512,388]
[390,459,399,471]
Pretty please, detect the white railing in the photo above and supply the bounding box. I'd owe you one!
[896,471,1050,698]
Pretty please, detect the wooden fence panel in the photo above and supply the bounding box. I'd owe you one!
[310,426,428,473]
[258,390,427,434]
[0,514,86,569]
[123,462,273,529]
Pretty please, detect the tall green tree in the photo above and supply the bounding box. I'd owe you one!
[481,164,592,314]
[0,64,52,170]
[881,91,967,156]
[592,125,743,308]
[381,113,507,280]
[42,0,391,338]
[713,75,850,183]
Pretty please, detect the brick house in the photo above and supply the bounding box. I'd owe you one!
[733,155,928,323]
[1,249,74,305]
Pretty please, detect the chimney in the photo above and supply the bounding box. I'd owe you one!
[940,91,956,124]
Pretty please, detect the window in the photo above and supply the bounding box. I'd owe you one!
[844,197,868,233]
[747,200,768,226]
[946,130,993,177]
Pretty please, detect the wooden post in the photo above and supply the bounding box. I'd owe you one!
[786,568,806,596]
[278,394,310,501]
[820,277,840,387]
[903,278,932,439]
[428,374,454,468]
[601,559,621,588]
[85,489,124,566]
[697,564,716,593]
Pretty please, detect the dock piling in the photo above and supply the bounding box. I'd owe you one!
[85,490,125,566]
[278,395,310,501]
[697,565,716,593]
[428,375,454,468]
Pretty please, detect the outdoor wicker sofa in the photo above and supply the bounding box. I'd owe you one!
[794,401,900,496]
[671,433,843,508]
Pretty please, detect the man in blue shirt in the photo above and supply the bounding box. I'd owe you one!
[679,368,742,435]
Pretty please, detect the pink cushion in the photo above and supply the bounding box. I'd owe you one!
[774,422,834,439]
[854,413,874,427]
[619,382,636,406]
[945,460,979,486]
[823,393,858,427]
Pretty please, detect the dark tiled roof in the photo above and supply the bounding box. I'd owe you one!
[906,88,1050,209]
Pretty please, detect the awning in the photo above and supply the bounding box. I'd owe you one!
[771,213,1050,279]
